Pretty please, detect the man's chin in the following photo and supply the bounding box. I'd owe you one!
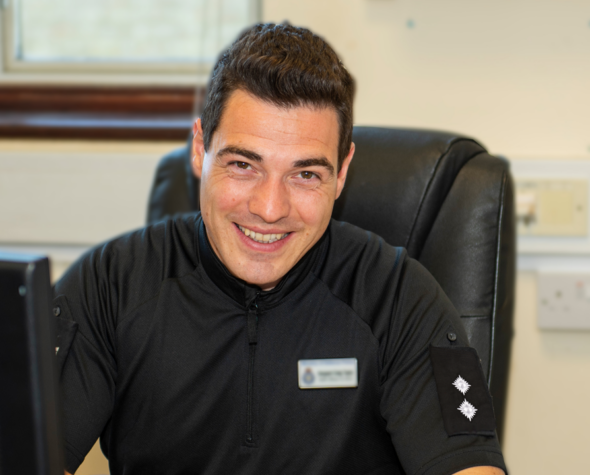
[231,262,289,291]
[240,274,282,291]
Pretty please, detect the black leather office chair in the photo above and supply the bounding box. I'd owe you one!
[146,126,515,442]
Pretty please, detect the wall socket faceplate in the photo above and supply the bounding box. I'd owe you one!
[537,272,590,330]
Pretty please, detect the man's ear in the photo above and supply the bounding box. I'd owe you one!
[191,118,205,180]
[335,142,355,200]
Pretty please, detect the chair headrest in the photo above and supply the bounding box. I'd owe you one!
[333,126,487,257]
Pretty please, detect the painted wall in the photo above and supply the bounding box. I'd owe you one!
[265,0,590,160]
[1,0,590,473]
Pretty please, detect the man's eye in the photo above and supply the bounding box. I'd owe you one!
[235,162,250,170]
[300,171,317,180]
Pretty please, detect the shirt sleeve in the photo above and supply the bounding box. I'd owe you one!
[52,217,200,473]
[379,256,507,475]
[53,246,119,474]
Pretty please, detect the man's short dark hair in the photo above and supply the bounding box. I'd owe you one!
[201,23,356,170]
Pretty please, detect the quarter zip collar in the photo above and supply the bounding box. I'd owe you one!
[197,216,329,310]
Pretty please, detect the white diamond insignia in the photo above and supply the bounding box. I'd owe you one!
[453,376,477,421]
[458,399,478,421]
[452,375,471,395]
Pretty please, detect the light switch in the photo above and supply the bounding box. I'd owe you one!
[516,179,587,236]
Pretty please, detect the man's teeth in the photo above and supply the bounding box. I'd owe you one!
[237,225,289,244]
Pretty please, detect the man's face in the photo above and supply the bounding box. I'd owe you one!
[192,89,354,290]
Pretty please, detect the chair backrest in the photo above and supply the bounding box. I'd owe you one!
[146,126,515,441]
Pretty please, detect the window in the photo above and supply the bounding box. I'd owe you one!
[0,0,259,140]
[2,0,259,78]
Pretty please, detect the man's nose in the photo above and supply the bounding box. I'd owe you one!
[248,176,291,223]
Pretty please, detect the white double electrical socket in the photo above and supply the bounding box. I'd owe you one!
[537,272,590,330]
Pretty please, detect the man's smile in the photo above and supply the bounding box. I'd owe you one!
[235,223,291,244]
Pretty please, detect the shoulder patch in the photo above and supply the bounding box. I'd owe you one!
[430,346,496,437]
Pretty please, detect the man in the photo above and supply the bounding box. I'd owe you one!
[56,24,507,474]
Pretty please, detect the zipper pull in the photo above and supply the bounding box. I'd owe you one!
[247,294,259,345]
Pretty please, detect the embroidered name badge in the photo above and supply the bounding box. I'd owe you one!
[298,358,358,389]
[430,346,496,436]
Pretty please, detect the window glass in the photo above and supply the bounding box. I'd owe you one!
[15,0,254,63]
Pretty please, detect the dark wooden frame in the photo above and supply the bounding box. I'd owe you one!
[0,85,203,140]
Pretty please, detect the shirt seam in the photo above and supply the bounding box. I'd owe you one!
[311,250,449,387]
[53,295,117,380]
[309,273,383,383]
[310,273,381,349]
[61,267,204,378]
[70,330,118,384]
[116,266,202,326]
[380,321,459,387]
[64,439,84,465]
[193,261,244,310]
[413,446,504,475]
[81,218,203,329]
[381,255,463,385]
[50,300,112,371]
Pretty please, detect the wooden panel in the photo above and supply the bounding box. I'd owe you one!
[0,113,192,140]
[0,85,198,113]
[0,85,203,140]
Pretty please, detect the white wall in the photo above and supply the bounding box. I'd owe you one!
[1,1,590,473]
[0,140,179,281]
[265,0,590,159]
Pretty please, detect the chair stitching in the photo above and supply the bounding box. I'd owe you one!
[405,138,481,253]
[488,169,508,387]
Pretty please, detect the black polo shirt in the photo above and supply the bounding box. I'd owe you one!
[53,214,506,475]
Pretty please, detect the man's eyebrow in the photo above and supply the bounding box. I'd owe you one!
[217,146,263,162]
[293,158,335,176]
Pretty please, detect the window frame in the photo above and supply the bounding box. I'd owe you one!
[0,0,260,82]
[0,0,260,140]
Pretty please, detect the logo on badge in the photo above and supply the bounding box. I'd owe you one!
[302,368,315,385]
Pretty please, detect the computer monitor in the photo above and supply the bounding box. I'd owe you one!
[0,252,63,475]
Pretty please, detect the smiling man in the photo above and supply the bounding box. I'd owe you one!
[56,24,507,475]
[193,87,354,291]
